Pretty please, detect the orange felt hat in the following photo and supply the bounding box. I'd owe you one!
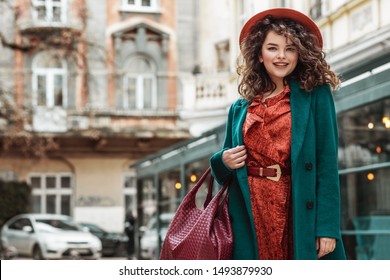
[239,8,323,49]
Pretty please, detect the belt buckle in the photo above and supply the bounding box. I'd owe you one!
[266,164,281,182]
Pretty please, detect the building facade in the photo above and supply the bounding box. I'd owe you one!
[0,0,190,235]
[131,0,390,259]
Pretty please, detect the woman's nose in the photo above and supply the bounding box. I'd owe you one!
[277,51,286,58]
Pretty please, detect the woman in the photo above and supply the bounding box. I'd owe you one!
[210,8,346,260]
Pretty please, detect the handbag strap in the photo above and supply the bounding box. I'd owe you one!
[203,169,232,209]
[185,167,231,210]
[203,171,215,207]
[190,167,212,194]
[188,167,216,209]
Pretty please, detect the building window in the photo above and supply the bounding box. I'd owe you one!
[29,173,73,216]
[0,169,18,181]
[123,56,157,110]
[275,0,287,6]
[139,178,156,218]
[32,53,67,108]
[338,97,390,260]
[338,98,390,169]
[215,40,230,72]
[124,173,137,216]
[120,0,160,12]
[32,0,66,23]
[309,0,329,20]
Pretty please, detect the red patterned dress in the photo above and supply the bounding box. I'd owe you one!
[242,85,294,259]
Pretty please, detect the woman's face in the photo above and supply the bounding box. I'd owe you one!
[260,30,298,86]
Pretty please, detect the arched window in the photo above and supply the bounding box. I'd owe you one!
[32,53,67,108]
[123,56,157,110]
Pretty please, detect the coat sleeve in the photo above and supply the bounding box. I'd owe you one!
[209,102,235,185]
[314,85,342,239]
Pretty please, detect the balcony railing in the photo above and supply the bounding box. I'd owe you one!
[193,72,232,109]
[30,107,181,134]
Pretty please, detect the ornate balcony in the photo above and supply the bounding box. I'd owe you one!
[193,72,233,110]
[16,2,83,35]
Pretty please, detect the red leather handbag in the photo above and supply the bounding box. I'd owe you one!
[160,167,233,260]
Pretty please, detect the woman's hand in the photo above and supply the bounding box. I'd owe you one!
[316,237,336,259]
[222,145,247,169]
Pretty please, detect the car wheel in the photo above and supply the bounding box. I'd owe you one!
[32,245,44,260]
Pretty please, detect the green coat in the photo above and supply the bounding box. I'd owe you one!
[210,80,346,260]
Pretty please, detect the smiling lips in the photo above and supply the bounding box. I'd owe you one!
[274,62,288,67]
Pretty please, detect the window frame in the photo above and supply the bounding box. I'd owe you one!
[123,74,157,110]
[309,0,329,20]
[120,0,161,13]
[29,173,73,216]
[32,53,68,108]
[123,172,137,217]
[32,0,67,24]
[122,56,157,110]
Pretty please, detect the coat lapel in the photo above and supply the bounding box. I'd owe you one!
[290,80,312,169]
[232,99,248,146]
[232,100,255,217]
[232,99,248,181]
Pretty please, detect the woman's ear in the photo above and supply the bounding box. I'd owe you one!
[259,57,263,63]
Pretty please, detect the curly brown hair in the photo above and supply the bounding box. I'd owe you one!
[237,15,340,102]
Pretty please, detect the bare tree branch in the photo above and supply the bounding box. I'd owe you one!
[0,32,32,52]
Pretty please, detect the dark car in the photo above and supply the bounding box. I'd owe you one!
[79,223,128,257]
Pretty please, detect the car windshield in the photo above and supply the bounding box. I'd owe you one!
[36,219,80,231]
[81,223,104,233]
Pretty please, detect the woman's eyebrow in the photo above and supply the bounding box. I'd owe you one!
[265,42,295,47]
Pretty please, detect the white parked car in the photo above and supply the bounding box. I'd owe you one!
[0,213,102,260]
[140,212,175,259]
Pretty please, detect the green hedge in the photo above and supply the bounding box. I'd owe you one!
[0,181,31,228]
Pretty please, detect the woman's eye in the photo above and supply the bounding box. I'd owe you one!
[268,47,277,51]
[287,47,296,52]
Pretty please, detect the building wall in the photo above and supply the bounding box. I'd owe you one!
[85,0,108,108]
[0,157,74,179]
[176,0,196,73]
[70,157,131,231]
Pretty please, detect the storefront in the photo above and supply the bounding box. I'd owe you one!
[336,64,390,260]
